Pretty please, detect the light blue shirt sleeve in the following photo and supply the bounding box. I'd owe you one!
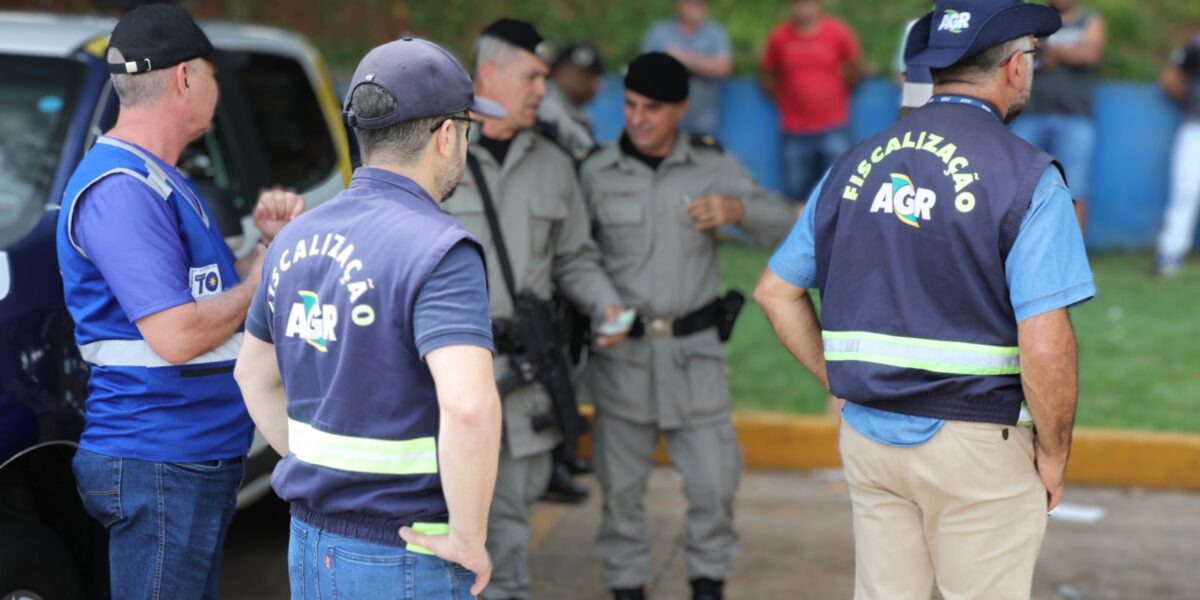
[1005,166,1096,322]
[641,21,669,53]
[767,172,828,289]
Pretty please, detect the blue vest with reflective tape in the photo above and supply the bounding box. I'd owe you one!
[265,168,481,548]
[56,137,252,460]
[814,97,1058,425]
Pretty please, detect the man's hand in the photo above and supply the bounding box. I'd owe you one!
[686,194,745,230]
[399,528,492,596]
[254,188,306,246]
[1035,441,1069,512]
[595,305,630,348]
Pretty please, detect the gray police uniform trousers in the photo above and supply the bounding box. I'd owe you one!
[485,438,552,599]
[592,409,743,589]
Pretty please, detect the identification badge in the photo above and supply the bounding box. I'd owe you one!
[189,264,223,299]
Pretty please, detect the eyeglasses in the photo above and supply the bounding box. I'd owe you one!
[430,116,475,140]
[999,48,1036,67]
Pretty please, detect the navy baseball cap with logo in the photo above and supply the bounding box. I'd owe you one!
[106,4,213,74]
[343,38,505,130]
[905,0,1061,69]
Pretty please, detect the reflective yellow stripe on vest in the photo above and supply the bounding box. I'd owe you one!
[288,419,438,476]
[405,522,449,556]
[822,331,1020,376]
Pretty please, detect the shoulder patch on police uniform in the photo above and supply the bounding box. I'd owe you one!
[690,134,724,152]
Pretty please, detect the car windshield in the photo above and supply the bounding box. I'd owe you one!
[0,54,82,248]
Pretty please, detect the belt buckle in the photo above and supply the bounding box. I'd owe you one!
[646,317,673,339]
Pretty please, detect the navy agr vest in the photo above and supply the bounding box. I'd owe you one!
[266,168,482,548]
[813,96,1058,425]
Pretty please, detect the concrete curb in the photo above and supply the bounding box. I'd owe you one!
[576,409,1200,491]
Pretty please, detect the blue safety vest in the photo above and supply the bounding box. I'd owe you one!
[56,137,252,460]
[813,96,1059,425]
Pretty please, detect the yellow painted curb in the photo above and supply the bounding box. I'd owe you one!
[576,408,1200,491]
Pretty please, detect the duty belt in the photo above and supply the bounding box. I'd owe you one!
[629,292,744,341]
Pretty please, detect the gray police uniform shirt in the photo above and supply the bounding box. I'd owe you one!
[538,84,597,161]
[442,128,622,457]
[578,132,794,428]
[641,19,731,135]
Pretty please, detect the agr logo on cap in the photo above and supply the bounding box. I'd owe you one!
[937,10,972,34]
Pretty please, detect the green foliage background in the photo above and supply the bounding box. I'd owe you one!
[215,0,1200,80]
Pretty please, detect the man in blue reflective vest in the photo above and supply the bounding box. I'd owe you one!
[235,38,504,599]
[56,5,304,599]
[756,1,1095,598]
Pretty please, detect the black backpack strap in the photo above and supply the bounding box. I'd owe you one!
[466,152,518,303]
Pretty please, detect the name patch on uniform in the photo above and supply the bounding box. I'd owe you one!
[189,264,222,299]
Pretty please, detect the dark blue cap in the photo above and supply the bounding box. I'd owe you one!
[344,38,504,130]
[905,0,1061,69]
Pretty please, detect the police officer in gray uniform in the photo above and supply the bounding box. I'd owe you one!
[539,41,605,160]
[441,18,629,600]
[578,53,795,600]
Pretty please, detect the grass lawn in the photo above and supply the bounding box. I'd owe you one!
[718,246,1200,433]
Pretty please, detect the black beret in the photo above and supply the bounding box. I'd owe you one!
[554,42,604,74]
[624,52,688,103]
[107,4,212,75]
[482,18,553,62]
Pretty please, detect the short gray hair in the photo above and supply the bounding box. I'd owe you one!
[349,83,463,166]
[930,37,1030,86]
[107,48,172,108]
[474,35,523,78]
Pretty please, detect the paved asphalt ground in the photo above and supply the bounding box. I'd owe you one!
[221,470,1200,599]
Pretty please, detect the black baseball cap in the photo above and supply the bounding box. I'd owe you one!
[905,0,1061,69]
[554,42,604,74]
[344,38,505,130]
[106,4,213,75]
[625,52,689,102]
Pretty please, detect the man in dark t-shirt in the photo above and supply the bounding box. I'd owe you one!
[1152,32,1200,276]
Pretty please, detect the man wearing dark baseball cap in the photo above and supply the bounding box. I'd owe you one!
[538,41,606,159]
[236,37,504,599]
[58,5,306,598]
[758,1,1095,598]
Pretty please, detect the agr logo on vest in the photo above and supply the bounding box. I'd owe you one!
[870,174,936,228]
[286,290,338,352]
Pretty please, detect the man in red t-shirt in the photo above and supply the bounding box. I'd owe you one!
[760,0,863,202]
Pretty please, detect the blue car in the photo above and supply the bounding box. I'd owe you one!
[0,11,353,598]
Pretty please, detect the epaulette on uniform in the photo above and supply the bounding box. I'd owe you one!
[690,133,724,152]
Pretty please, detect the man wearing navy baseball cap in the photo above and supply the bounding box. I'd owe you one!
[757,1,1095,598]
[236,37,505,599]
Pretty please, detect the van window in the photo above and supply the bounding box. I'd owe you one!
[231,53,337,192]
[0,54,82,248]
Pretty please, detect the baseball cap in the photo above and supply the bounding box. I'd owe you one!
[343,38,505,130]
[106,4,213,75]
[905,0,1062,69]
[625,52,689,102]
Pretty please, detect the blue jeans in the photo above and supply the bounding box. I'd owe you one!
[72,448,244,600]
[781,127,852,202]
[1009,113,1095,199]
[288,517,477,600]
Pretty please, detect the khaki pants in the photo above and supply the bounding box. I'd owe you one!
[840,420,1048,600]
